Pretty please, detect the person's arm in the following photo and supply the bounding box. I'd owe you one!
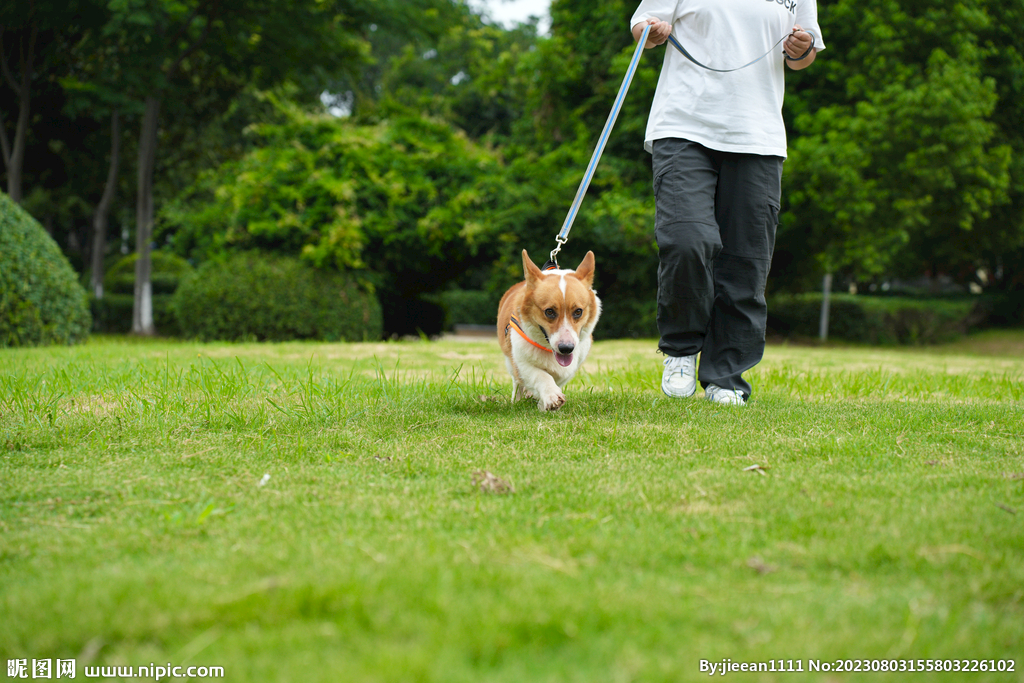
[631,17,672,49]
[783,25,817,70]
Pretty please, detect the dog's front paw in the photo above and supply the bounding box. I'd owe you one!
[538,391,566,411]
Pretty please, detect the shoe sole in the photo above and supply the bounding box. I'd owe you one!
[662,381,696,399]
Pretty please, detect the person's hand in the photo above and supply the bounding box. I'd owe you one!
[633,18,672,49]
[783,24,813,60]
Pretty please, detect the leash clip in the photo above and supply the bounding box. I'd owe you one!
[547,236,568,270]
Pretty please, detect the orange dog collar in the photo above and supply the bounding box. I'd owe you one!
[507,315,551,353]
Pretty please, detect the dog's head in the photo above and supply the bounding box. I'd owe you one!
[520,249,601,367]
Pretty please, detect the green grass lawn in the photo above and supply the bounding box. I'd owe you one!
[2,331,1023,682]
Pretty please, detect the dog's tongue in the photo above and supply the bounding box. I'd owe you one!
[555,352,573,367]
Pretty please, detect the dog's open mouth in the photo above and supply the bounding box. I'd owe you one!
[555,352,573,367]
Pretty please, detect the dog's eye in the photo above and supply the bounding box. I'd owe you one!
[573,308,583,319]
[544,308,557,319]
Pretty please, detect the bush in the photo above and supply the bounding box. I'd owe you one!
[972,292,1024,328]
[768,293,977,344]
[104,251,194,296]
[91,252,194,335]
[90,294,180,336]
[172,253,382,342]
[0,192,91,347]
[437,290,499,329]
[598,298,658,340]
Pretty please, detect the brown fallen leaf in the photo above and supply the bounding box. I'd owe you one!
[743,464,769,476]
[747,556,778,575]
[472,470,514,494]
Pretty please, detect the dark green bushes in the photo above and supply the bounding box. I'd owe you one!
[172,253,382,342]
[0,192,91,347]
[90,252,194,334]
[437,290,499,329]
[768,294,979,344]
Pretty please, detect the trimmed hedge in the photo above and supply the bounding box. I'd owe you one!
[599,298,658,340]
[91,252,194,335]
[90,294,180,336]
[768,293,977,344]
[437,290,499,329]
[0,192,91,347]
[172,253,382,342]
[104,251,194,296]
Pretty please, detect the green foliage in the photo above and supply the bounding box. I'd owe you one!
[779,0,1018,287]
[769,294,977,345]
[0,192,91,347]
[171,253,382,342]
[90,295,155,335]
[89,251,193,334]
[104,250,193,295]
[163,109,504,299]
[598,297,657,340]
[436,289,499,329]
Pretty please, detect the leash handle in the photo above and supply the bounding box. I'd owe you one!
[551,22,652,266]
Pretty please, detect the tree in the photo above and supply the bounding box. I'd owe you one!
[162,108,507,308]
[778,0,1014,294]
[60,18,136,298]
[0,1,97,203]
[97,0,368,334]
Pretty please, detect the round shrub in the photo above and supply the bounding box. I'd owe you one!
[172,253,382,342]
[0,192,91,347]
[104,251,194,295]
[92,252,194,335]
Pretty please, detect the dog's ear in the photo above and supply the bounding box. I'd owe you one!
[522,249,543,287]
[574,251,596,288]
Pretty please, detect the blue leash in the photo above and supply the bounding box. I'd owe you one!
[548,24,815,267]
[548,23,652,268]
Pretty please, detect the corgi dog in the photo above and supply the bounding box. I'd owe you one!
[497,250,602,411]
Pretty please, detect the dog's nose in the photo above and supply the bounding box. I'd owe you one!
[557,342,575,355]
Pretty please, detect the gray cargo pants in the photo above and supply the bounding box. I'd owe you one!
[652,138,783,399]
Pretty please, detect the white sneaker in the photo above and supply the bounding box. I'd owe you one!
[705,384,746,406]
[661,354,698,398]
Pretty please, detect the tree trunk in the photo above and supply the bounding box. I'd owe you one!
[7,63,29,203]
[90,110,120,299]
[133,96,160,336]
[819,272,833,341]
[0,26,36,204]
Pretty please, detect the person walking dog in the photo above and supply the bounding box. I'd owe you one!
[631,0,824,406]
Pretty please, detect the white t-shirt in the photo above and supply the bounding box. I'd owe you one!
[630,0,824,157]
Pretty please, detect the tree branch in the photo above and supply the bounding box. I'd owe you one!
[0,30,23,97]
[0,108,11,169]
